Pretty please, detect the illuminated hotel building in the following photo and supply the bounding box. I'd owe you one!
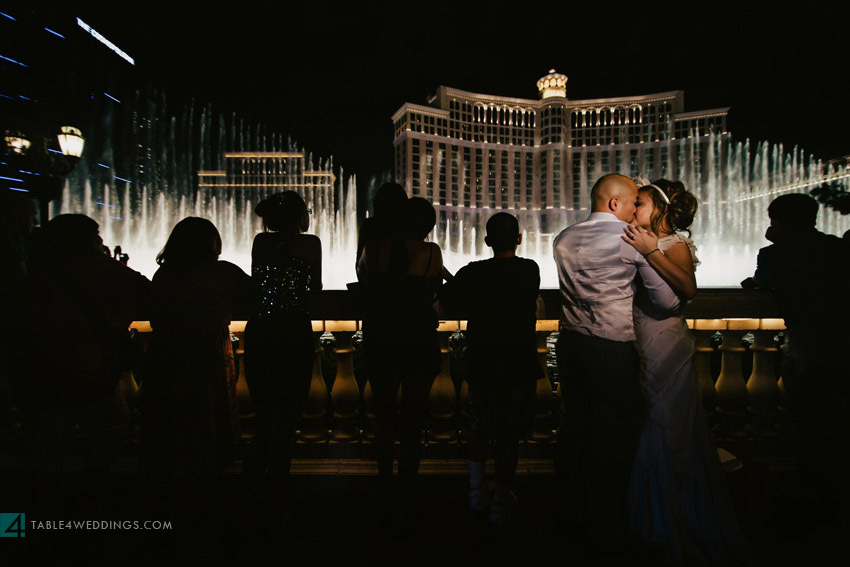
[392,70,728,243]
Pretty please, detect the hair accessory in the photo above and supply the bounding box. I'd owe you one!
[633,177,671,205]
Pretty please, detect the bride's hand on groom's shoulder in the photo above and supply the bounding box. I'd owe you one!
[622,225,659,256]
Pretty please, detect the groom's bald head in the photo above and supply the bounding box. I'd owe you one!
[591,174,638,222]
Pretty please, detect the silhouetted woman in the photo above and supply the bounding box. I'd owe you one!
[359,196,444,529]
[356,181,407,277]
[142,217,251,508]
[243,191,321,520]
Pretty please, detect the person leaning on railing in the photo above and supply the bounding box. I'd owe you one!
[358,196,446,533]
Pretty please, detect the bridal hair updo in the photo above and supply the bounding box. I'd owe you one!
[641,179,698,236]
[255,191,309,233]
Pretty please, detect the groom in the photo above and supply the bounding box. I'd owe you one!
[553,174,680,548]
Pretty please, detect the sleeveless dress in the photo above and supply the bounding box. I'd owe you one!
[362,241,441,378]
[243,241,314,476]
[629,234,749,565]
[361,239,441,482]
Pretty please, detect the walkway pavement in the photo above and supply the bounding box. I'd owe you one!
[0,439,842,566]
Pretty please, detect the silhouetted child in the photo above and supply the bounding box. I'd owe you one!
[440,212,541,525]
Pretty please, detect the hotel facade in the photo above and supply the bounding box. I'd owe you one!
[391,70,729,252]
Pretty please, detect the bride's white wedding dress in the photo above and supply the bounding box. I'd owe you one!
[629,234,750,565]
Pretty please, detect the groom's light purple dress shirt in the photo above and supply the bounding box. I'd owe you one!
[553,212,681,342]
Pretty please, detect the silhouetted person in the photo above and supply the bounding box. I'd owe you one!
[22,214,149,513]
[0,190,38,292]
[440,212,540,526]
[0,191,38,431]
[359,196,444,532]
[356,182,407,279]
[242,191,321,523]
[141,217,251,517]
[742,193,850,527]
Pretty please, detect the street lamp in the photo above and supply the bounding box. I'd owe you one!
[1,125,86,221]
[57,126,85,158]
[3,131,31,154]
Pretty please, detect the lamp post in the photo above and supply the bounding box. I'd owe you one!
[1,125,85,222]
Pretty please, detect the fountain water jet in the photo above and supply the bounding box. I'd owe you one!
[53,93,359,288]
[429,134,850,288]
[53,93,849,289]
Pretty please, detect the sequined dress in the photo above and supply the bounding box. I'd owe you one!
[244,247,314,400]
[242,237,316,478]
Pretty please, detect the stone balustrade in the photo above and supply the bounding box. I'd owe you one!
[129,288,791,459]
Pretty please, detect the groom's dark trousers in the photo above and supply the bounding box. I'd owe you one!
[556,329,646,547]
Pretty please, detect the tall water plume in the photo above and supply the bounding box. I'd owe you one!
[53,90,358,288]
[430,134,849,288]
[54,92,848,289]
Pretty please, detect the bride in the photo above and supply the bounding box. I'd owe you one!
[622,178,750,565]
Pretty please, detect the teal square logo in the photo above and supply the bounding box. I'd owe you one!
[0,513,25,538]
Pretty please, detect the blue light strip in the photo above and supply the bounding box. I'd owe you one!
[47,148,62,154]
[76,18,134,65]
[0,94,14,101]
[0,12,16,21]
[114,176,132,183]
[0,54,28,68]
[9,187,30,193]
[44,27,65,39]
[0,175,24,182]
[97,163,111,169]
[18,170,39,176]
[108,216,123,220]
[96,202,116,208]
[103,92,121,103]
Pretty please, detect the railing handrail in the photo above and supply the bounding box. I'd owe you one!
[129,288,783,333]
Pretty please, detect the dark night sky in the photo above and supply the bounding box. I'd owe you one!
[70,2,848,181]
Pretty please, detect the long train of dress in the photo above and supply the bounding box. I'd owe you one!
[629,234,750,565]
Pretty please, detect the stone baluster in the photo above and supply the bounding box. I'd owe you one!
[362,377,375,439]
[746,319,784,436]
[226,322,254,434]
[427,321,460,456]
[327,320,360,456]
[527,320,559,457]
[775,335,793,436]
[353,326,376,452]
[554,353,575,480]
[298,322,329,454]
[691,319,724,422]
[714,319,757,436]
[456,321,471,453]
